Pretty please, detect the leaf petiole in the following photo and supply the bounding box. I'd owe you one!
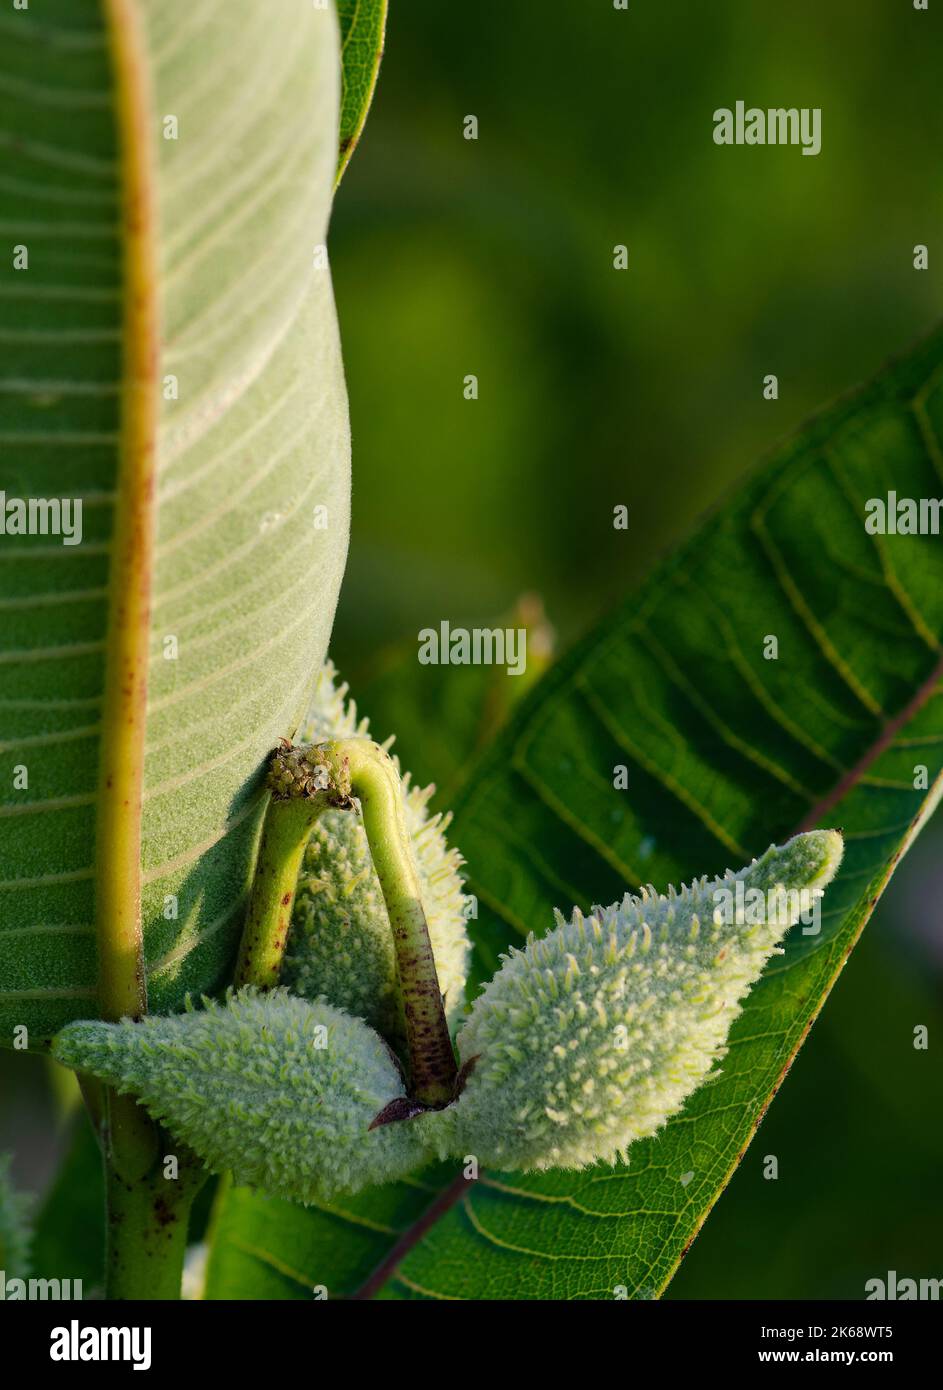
[237,738,459,1107]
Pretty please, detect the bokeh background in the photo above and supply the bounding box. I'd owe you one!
[3,0,941,1298]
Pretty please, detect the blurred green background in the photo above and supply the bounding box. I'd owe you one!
[3,0,941,1299]
[331,0,943,675]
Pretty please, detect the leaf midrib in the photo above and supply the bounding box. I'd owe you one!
[795,650,943,829]
[93,0,159,1024]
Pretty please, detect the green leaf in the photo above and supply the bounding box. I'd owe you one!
[0,1,350,1045]
[670,912,943,1298]
[205,324,943,1298]
[335,0,387,187]
[203,1164,457,1301]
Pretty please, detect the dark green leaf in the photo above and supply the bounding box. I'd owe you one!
[336,0,387,186]
[203,1163,458,1300]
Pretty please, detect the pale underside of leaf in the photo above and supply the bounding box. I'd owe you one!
[0,0,351,1043]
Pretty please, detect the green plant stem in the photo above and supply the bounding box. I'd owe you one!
[236,738,458,1106]
[104,1159,199,1300]
[322,740,459,1107]
[235,797,335,989]
[106,1090,159,1184]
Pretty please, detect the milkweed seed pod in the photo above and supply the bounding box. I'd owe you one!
[451,830,844,1174]
[52,989,444,1202]
[283,662,471,1045]
[0,1154,31,1277]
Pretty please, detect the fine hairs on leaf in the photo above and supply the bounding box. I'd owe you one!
[0,0,353,1050]
[54,831,842,1202]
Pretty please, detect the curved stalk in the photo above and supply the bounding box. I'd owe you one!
[235,748,352,988]
[236,738,459,1107]
[305,740,458,1106]
[331,740,458,1107]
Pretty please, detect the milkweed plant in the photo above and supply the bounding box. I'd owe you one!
[1,0,934,1309]
[52,663,844,1252]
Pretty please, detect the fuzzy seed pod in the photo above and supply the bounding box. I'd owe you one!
[283,663,471,1046]
[451,830,844,1174]
[52,990,445,1202]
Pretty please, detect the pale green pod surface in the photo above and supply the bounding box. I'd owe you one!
[452,830,844,1174]
[52,990,442,1202]
[283,663,471,1044]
